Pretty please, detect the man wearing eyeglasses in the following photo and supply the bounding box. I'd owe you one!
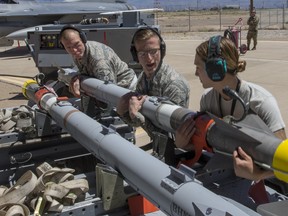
[117,27,190,166]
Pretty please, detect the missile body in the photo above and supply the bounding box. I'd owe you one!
[22,79,259,216]
[80,77,192,132]
[79,77,288,183]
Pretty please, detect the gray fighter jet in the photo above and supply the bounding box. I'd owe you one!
[0,0,135,45]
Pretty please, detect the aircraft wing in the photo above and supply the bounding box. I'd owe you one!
[1,2,133,16]
[100,8,164,15]
[0,1,134,39]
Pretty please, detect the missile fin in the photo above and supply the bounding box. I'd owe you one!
[233,113,275,136]
[207,112,261,145]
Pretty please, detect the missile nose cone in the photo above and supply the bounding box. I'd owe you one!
[273,139,288,183]
[6,29,28,40]
[6,26,39,41]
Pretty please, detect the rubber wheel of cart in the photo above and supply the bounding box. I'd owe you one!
[240,44,247,54]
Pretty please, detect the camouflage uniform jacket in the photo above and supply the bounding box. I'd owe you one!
[122,63,190,140]
[247,15,259,32]
[74,41,135,88]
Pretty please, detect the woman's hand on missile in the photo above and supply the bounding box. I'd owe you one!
[69,76,81,98]
[175,117,196,151]
[233,147,274,181]
[129,95,147,119]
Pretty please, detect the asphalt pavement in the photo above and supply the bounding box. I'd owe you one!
[1,38,288,136]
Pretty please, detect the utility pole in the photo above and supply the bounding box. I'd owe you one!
[250,0,254,13]
[154,0,160,25]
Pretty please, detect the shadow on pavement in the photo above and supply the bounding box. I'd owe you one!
[0,92,26,102]
[0,46,31,59]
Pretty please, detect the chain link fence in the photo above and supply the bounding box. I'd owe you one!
[155,8,288,33]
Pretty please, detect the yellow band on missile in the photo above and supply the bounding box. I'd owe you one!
[22,79,37,98]
[273,139,288,183]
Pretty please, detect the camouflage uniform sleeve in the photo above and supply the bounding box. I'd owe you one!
[255,16,260,28]
[95,43,135,88]
[247,16,259,31]
[110,54,136,89]
[120,111,162,145]
[143,66,190,140]
[142,116,165,140]
[121,112,144,127]
[89,57,117,84]
[84,42,135,88]
[119,74,146,128]
[57,67,80,86]
[79,42,116,83]
[118,86,165,140]
[247,16,252,25]
[163,79,190,108]
[120,105,169,141]
[162,67,190,108]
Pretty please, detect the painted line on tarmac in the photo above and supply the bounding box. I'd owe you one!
[165,39,288,43]
[0,76,27,87]
[168,52,288,63]
[168,52,194,57]
[242,57,288,63]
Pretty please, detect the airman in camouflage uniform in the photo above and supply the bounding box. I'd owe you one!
[117,27,190,166]
[246,9,259,50]
[131,63,190,137]
[59,25,137,118]
[73,41,136,88]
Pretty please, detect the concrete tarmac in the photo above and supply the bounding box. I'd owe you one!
[1,39,288,136]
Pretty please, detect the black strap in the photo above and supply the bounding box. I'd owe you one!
[218,78,241,117]
[144,76,150,94]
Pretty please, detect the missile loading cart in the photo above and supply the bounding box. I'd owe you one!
[2,76,288,216]
[0,11,164,215]
[1,11,288,216]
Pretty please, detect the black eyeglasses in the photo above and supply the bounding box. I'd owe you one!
[137,48,160,58]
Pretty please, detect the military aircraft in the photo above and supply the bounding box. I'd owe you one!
[0,0,135,45]
[5,7,163,41]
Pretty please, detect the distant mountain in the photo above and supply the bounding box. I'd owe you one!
[127,0,287,11]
